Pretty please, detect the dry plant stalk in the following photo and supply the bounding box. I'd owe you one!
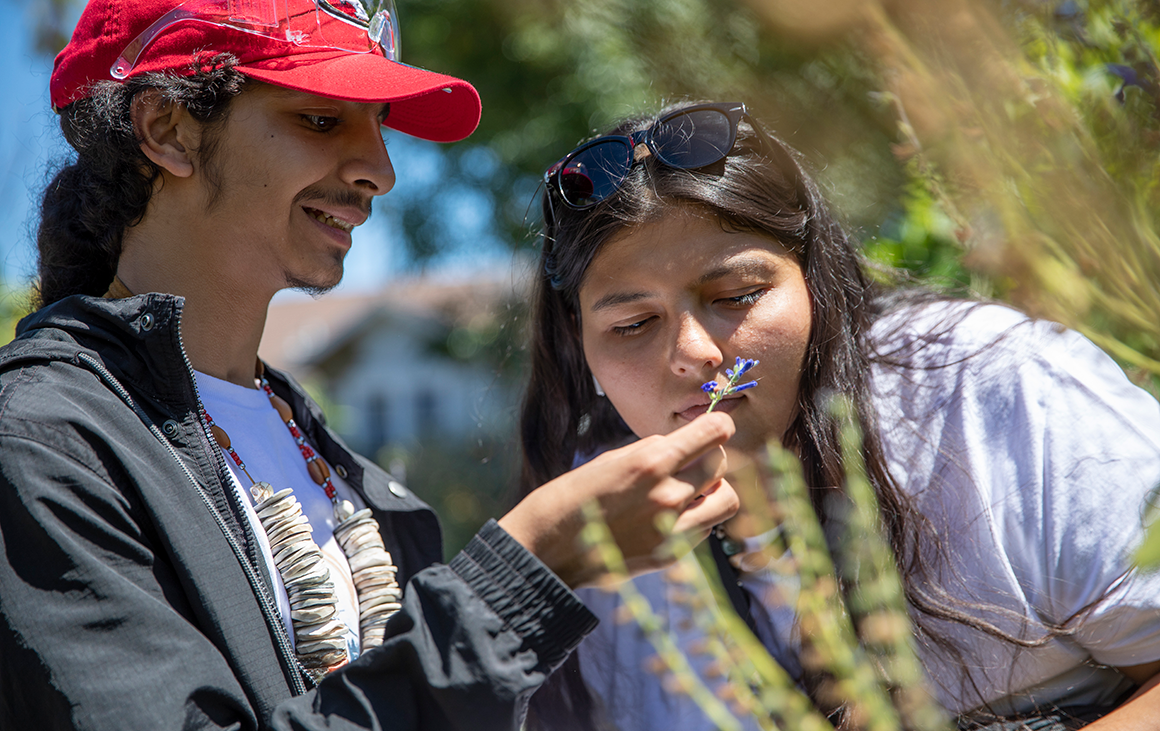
[744,0,1160,380]
[578,402,951,729]
[579,501,750,731]
[825,397,949,731]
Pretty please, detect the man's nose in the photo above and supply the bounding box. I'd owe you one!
[670,314,723,377]
[342,119,396,196]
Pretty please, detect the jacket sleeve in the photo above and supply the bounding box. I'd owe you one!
[276,521,598,731]
[0,424,596,730]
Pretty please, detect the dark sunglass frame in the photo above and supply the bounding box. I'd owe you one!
[543,102,748,212]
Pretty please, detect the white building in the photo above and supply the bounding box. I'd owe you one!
[259,273,527,459]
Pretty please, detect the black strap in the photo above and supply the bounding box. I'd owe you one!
[708,533,760,636]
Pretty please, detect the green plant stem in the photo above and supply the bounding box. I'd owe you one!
[830,397,951,731]
[579,502,746,731]
[763,439,903,731]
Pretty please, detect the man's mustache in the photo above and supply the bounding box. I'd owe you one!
[293,186,373,219]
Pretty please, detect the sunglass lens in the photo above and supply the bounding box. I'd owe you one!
[651,109,735,169]
[558,140,632,208]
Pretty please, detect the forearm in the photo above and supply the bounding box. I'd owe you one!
[1078,664,1160,731]
[1082,684,1160,731]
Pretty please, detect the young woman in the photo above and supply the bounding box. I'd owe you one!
[519,101,1160,730]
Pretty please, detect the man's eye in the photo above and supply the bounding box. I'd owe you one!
[303,115,339,131]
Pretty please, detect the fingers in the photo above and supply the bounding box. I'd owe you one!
[672,478,741,537]
[673,445,727,501]
[652,412,735,473]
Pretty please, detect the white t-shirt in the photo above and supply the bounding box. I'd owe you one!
[871,302,1160,714]
[576,302,1160,727]
[195,371,368,660]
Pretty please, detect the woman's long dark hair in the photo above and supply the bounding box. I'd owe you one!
[517,104,1073,728]
[521,107,883,497]
[36,55,247,308]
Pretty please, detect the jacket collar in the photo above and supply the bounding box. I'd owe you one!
[14,294,373,496]
[16,293,199,412]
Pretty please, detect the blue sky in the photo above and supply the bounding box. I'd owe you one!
[0,0,516,297]
[0,0,68,286]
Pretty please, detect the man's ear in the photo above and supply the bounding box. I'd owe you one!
[132,89,198,178]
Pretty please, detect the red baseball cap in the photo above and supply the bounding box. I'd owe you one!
[50,0,481,143]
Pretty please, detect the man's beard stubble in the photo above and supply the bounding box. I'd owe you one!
[285,184,372,297]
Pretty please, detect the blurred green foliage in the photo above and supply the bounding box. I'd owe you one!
[396,0,910,257]
[0,279,32,347]
[862,179,975,292]
[378,434,519,559]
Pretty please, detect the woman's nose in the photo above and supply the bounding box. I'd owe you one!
[670,314,723,377]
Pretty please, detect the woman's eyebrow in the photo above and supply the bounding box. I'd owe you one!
[590,257,781,312]
[589,291,651,313]
[695,257,778,286]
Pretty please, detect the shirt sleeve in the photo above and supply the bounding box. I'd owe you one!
[1028,324,1160,666]
[277,521,598,731]
[871,303,1160,711]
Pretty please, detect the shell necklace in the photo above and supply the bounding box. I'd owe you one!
[202,364,402,682]
[101,277,401,681]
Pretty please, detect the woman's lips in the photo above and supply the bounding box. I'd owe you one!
[677,395,744,422]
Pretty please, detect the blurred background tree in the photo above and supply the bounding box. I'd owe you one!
[14,0,1159,540]
[0,276,31,343]
[396,0,1158,376]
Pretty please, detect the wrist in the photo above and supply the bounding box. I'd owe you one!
[498,497,589,587]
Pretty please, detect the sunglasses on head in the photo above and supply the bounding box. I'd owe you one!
[543,102,748,211]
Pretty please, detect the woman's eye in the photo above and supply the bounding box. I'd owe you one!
[303,115,339,131]
[611,317,654,337]
[721,289,765,306]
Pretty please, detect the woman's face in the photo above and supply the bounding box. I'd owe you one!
[578,209,812,453]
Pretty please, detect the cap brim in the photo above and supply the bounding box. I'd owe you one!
[237,50,481,143]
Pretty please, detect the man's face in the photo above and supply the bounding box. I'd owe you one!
[189,82,395,294]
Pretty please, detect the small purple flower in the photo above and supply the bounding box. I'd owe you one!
[1107,63,1147,104]
[702,359,760,413]
[725,357,759,379]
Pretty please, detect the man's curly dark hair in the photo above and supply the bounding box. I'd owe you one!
[36,54,247,308]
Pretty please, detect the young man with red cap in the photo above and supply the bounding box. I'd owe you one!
[0,0,740,728]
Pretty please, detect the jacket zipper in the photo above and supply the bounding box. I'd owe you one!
[76,351,311,695]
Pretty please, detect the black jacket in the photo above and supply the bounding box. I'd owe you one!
[0,294,596,730]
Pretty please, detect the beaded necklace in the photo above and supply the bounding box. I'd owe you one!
[202,367,402,681]
[104,278,401,682]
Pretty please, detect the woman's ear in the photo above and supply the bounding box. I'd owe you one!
[131,89,197,178]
